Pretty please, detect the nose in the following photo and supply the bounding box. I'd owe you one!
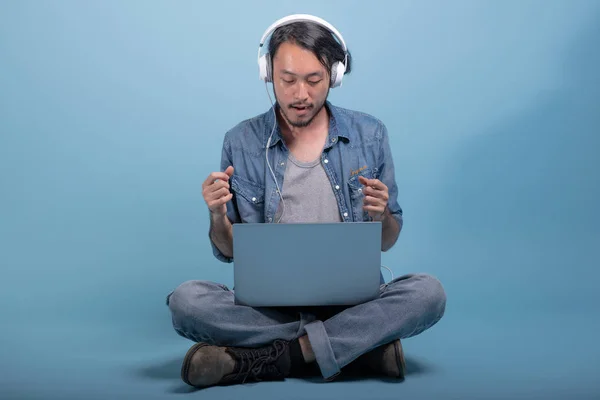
[295,81,309,101]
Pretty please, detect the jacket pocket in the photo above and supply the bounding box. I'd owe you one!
[230,175,265,223]
[347,168,377,222]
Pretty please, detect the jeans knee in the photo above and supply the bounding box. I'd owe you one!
[416,273,447,320]
[167,280,225,332]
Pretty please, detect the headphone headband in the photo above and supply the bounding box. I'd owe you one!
[257,14,348,88]
[258,14,347,53]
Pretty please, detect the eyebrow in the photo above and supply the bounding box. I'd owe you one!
[281,69,324,78]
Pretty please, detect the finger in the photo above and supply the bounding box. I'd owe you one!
[224,166,234,177]
[203,171,232,187]
[358,176,387,191]
[369,180,387,191]
[212,179,230,190]
[362,195,378,205]
[363,195,386,208]
[205,187,231,202]
[363,204,385,214]
[362,186,383,197]
[358,175,378,186]
[202,180,229,198]
[362,188,388,202]
[367,190,389,204]
[208,190,233,205]
[208,193,233,209]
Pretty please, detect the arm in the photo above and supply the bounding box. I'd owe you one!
[377,123,403,251]
[379,206,401,252]
[207,135,240,263]
[209,211,234,259]
[360,189,402,252]
[360,122,404,251]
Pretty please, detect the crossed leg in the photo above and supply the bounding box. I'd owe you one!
[167,273,446,380]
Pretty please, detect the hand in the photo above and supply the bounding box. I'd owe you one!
[358,176,389,221]
[202,166,234,217]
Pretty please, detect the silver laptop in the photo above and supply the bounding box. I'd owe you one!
[232,222,382,307]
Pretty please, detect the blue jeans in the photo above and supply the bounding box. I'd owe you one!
[166,273,446,380]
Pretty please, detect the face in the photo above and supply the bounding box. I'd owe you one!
[271,41,330,128]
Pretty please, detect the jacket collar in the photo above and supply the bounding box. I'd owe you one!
[263,101,351,149]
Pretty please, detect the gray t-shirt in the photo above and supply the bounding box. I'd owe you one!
[275,152,342,223]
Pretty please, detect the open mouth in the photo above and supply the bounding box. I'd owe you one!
[291,105,312,115]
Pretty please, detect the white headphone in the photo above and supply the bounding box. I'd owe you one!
[257,14,348,88]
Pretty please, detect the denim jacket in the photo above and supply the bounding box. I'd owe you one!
[210,101,403,266]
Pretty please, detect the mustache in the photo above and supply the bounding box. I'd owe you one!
[290,102,312,108]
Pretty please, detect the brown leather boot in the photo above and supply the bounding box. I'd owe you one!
[354,339,406,378]
[181,339,291,388]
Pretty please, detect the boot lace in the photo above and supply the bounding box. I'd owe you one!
[227,339,288,383]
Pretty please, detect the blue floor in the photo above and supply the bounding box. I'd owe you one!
[3,302,599,399]
[3,232,600,400]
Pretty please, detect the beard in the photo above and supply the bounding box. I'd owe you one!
[274,91,329,128]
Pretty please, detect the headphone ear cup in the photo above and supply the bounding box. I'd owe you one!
[330,61,346,88]
[258,54,273,82]
[265,56,273,82]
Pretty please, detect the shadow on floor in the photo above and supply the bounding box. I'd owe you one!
[136,357,183,380]
[135,354,436,392]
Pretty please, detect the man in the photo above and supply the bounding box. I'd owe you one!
[166,15,446,388]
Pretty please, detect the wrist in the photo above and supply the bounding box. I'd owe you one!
[210,210,228,224]
[372,205,388,222]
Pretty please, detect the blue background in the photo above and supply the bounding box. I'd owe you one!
[1,1,599,399]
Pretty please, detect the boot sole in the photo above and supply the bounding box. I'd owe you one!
[393,339,406,379]
[181,342,211,386]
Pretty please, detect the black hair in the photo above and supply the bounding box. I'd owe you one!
[268,20,352,78]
